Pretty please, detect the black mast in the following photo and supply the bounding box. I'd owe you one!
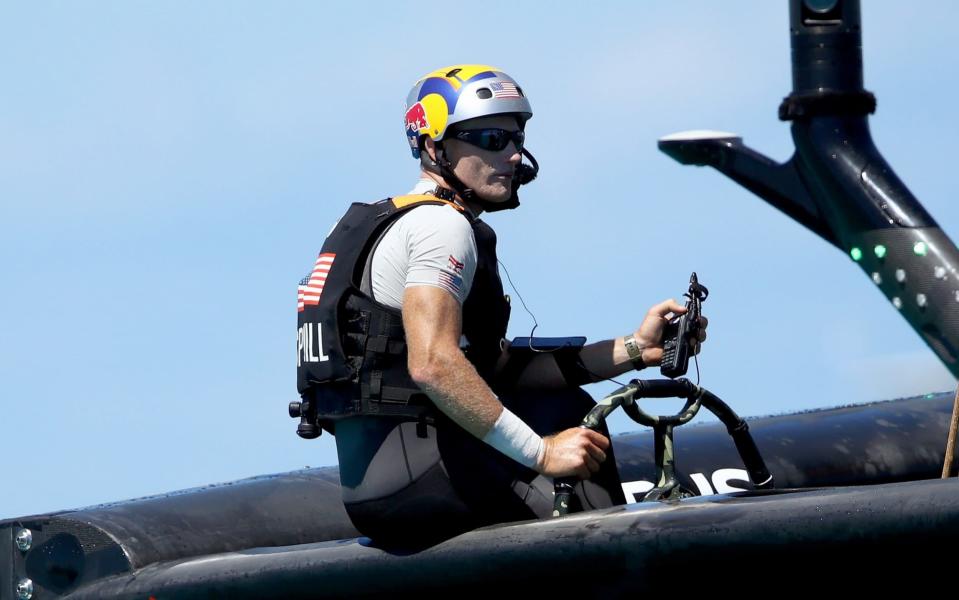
[659,0,959,376]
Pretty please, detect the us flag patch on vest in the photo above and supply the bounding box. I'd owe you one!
[297,252,335,312]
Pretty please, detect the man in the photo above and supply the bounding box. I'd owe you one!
[295,65,706,547]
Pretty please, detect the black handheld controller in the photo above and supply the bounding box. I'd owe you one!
[660,272,709,378]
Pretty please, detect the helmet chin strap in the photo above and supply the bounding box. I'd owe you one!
[431,144,478,204]
[428,143,540,213]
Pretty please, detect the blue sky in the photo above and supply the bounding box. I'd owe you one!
[3,1,957,519]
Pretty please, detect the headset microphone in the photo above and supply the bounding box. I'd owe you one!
[514,149,539,186]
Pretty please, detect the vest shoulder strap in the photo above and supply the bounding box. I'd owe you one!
[390,194,467,215]
[358,194,470,296]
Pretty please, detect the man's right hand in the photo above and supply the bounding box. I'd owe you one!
[537,427,610,479]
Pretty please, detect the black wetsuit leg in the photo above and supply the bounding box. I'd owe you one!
[336,417,480,548]
[336,388,625,547]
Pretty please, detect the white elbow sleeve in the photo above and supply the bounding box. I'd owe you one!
[482,407,545,468]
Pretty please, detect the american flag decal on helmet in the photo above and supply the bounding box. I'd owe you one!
[297,253,336,312]
[490,81,520,99]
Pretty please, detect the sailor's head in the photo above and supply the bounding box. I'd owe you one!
[404,65,537,211]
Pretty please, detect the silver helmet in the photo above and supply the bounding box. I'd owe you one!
[404,64,533,158]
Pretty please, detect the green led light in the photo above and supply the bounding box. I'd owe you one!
[874,244,887,259]
[913,241,928,256]
[850,247,862,261]
[926,393,936,399]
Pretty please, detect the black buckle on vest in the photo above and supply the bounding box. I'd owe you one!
[431,186,457,201]
[346,307,371,332]
[368,335,389,354]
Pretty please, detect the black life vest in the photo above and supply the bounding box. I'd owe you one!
[296,194,511,432]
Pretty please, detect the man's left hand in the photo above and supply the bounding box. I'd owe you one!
[633,298,708,366]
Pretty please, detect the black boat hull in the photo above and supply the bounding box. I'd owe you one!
[4,393,957,598]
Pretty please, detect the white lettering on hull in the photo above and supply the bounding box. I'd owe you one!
[620,468,750,503]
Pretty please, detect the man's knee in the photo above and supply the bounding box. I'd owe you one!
[344,460,480,547]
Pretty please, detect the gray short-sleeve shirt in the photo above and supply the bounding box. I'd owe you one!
[369,181,478,309]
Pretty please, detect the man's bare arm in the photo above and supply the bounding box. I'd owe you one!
[403,285,502,439]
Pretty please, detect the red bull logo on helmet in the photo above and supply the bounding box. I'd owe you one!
[405,102,429,133]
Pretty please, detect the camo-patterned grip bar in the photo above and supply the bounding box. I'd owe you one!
[580,384,637,430]
[624,379,703,427]
[554,384,639,517]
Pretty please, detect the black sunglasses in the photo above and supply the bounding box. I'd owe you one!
[453,128,525,153]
